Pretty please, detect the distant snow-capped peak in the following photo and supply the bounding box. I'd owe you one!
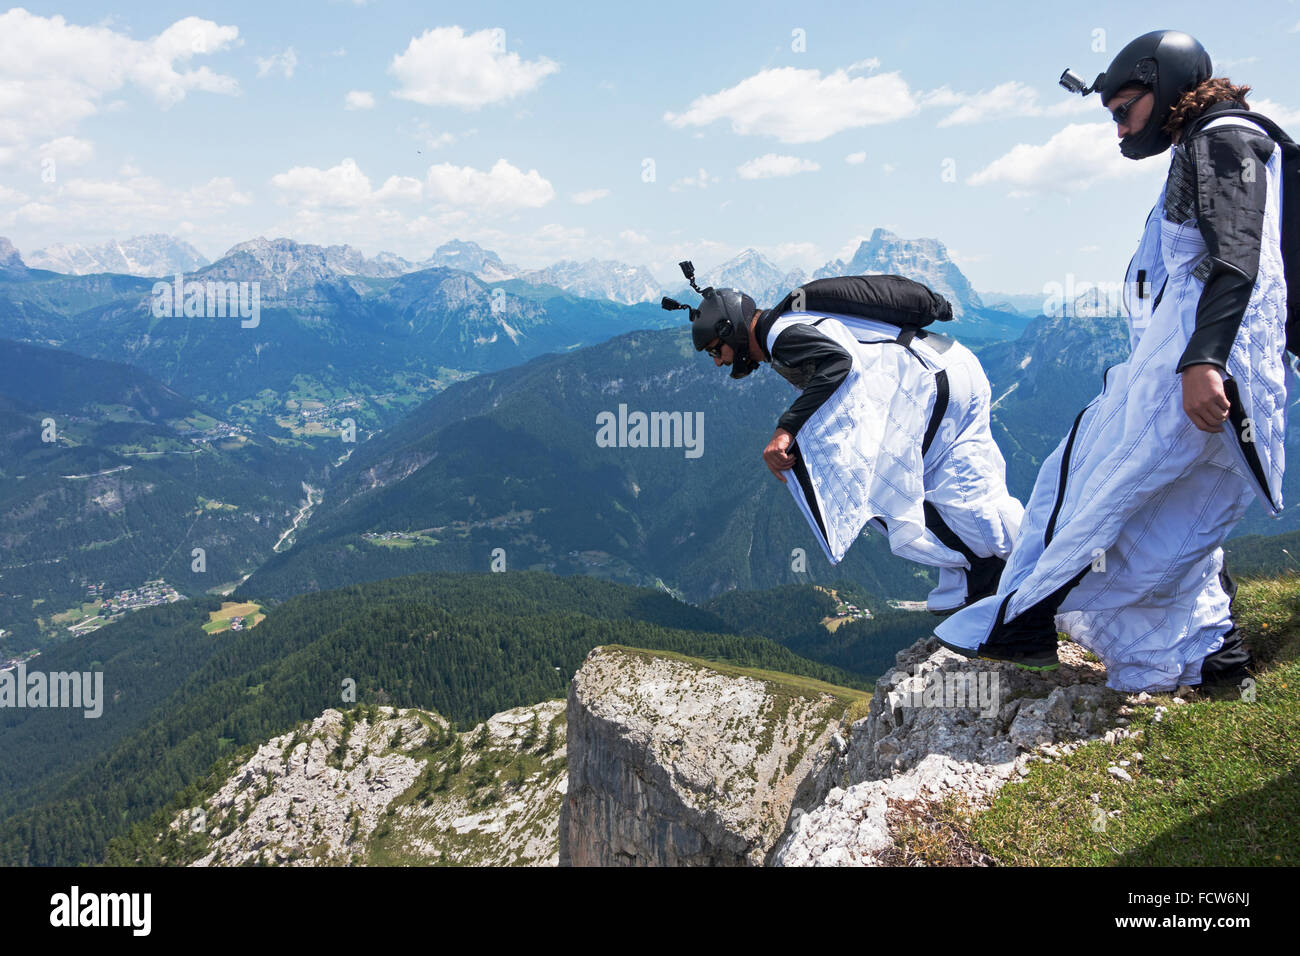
[26,234,209,277]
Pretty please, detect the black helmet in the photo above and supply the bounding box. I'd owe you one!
[662,262,760,379]
[1096,30,1212,159]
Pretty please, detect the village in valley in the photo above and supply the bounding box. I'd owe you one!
[62,579,187,638]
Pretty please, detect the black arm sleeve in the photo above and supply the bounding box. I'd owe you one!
[1178,267,1257,372]
[1174,124,1275,372]
[770,324,853,436]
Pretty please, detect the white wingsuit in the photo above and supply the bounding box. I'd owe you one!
[937,112,1290,692]
[769,310,1025,613]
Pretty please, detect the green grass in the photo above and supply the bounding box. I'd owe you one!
[364,534,438,550]
[966,576,1300,866]
[362,707,567,867]
[202,602,265,634]
[603,645,871,711]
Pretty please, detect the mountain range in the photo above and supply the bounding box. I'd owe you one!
[673,230,1032,341]
[6,226,1296,636]
[0,238,675,438]
[6,230,1044,319]
[26,234,210,277]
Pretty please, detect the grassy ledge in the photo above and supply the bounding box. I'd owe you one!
[597,644,872,720]
[959,575,1300,866]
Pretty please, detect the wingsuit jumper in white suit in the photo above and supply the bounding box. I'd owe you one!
[758,298,1025,614]
[937,105,1291,692]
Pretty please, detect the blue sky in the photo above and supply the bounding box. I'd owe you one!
[1,0,1298,295]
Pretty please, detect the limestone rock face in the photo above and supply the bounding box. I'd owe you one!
[560,647,851,866]
[815,228,982,317]
[773,638,1121,866]
[27,234,209,277]
[169,700,567,866]
[187,707,428,867]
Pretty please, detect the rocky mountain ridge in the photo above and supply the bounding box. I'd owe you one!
[561,641,1135,866]
[815,228,983,317]
[5,230,1039,314]
[160,700,567,867]
[27,234,209,277]
[560,647,857,865]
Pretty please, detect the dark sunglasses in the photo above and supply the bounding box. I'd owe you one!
[1109,90,1148,125]
[705,340,724,359]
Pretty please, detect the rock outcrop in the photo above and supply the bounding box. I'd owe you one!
[560,646,859,866]
[27,234,209,277]
[561,639,1131,867]
[775,637,1122,865]
[167,700,567,866]
[816,228,982,317]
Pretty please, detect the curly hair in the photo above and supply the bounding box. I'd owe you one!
[1164,77,1252,138]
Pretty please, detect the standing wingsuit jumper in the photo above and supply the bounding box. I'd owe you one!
[663,267,1025,615]
[938,30,1290,692]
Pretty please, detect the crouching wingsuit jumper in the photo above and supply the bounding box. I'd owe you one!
[663,266,1024,614]
[938,30,1288,692]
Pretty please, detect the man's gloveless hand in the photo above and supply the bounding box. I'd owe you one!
[763,428,796,482]
[1181,364,1231,433]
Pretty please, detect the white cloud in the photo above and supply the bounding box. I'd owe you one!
[53,175,251,210]
[1247,97,1300,128]
[845,151,867,165]
[665,67,919,143]
[0,10,239,163]
[389,26,559,109]
[38,136,94,166]
[764,241,822,268]
[534,223,585,243]
[423,158,554,208]
[14,201,58,224]
[571,188,610,204]
[670,168,719,191]
[834,234,871,263]
[344,90,375,110]
[737,153,820,179]
[1044,97,1104,118]
[929,81,1097,127]
[272,158,375,207]
[249,157,554,257]
[967,122,1151,191]
[1215,55,1258,72]
[619,229,648,243]
[256,47,297,79]
[407,123,464,151]
[1,172,251,236]
[847,58,880,74]
[271,158,421,208]
[881,162,896,174]
[930,81,1032,126]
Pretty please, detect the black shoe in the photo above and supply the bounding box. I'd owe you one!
[973,641,1060,671]
[935,635,980,658]
[1197,626,1254,686]
[935,634,1059,670]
